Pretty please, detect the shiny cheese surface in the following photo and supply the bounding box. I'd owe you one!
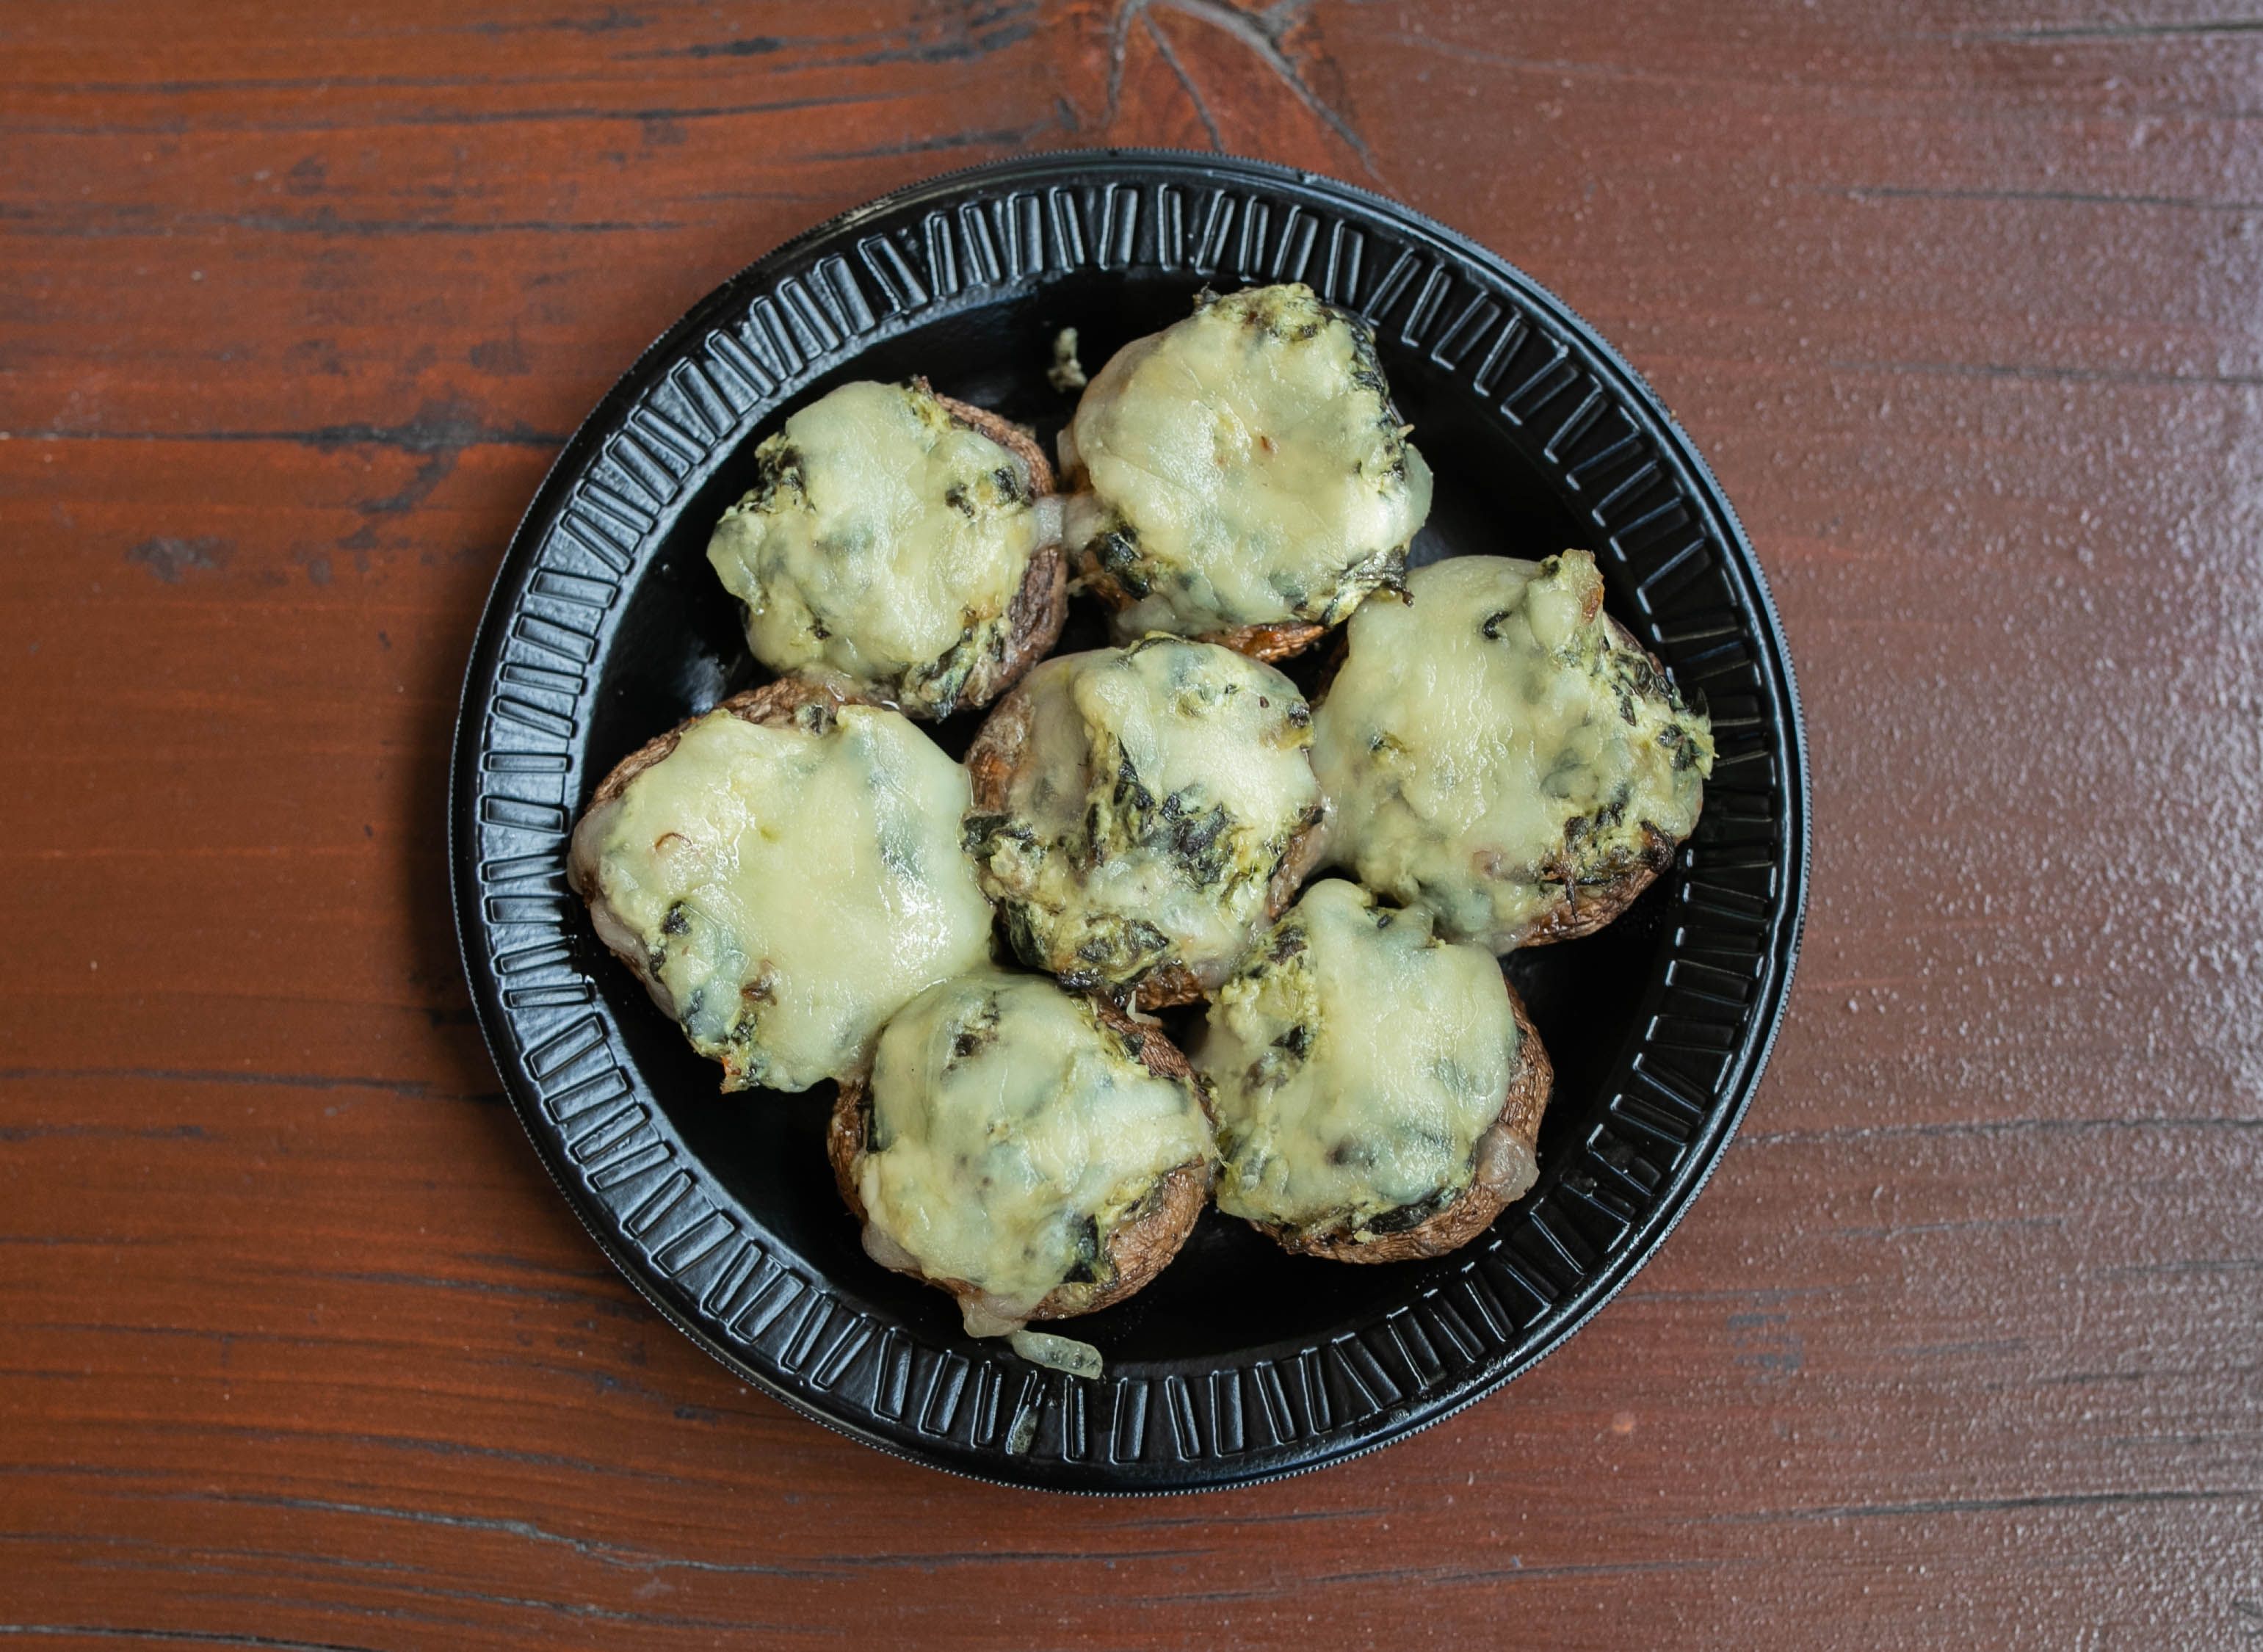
[971,638,1322,992]
[1198,880,1521,1237]
[706,380,1045,716]
[570,703,995,1092]
[1313,551,1714,951]
[858,967,1214,1327]
[1064,283,1433,639]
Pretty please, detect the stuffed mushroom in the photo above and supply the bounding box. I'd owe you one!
[963,637,1325,1007]
[706,379,1066,719]
[1313,551,1714,952]
[568,678,996,1092]
[1059,283,1432,659]
[829,966,1215,1368]
[1197,879,1552,1261]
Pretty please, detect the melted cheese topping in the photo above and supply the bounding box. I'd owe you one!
[706,380,1046,716]
[969,638,1322,993]
[571,703,995,1092]
[858,967,1214,1327]
[1199,880,1524,1238]
[1313,552,1715,951]
[1065,283,1433,638]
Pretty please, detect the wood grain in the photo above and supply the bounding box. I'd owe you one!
[4,1,2260,1646]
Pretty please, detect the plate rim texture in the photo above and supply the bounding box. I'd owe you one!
[449,148,1810,1494]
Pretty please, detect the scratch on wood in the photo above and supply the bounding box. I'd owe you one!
[1145,12,1225,152]
[6,418,563,454]
[173,1492,828,1579]
[1121,1503,1393,1532]
[1,209,686,237]
[630,2,1037,68]
[264,1269,645,1317]
[0,1065,490,1102]
[2096,1256,2263,1280]
[1718,1486,2263,1525]
[1942,18,2263,41]
[0,1625,383,1652]
[1106,0,1377,179]
[1833,184,2263,214]
[1828,358,2263,391]
[127,1492,1213,1580]
[1162,1555,1718,1604]
[12,86,928,140]
[787,120,1060,165]
[1833,1215,2064,1242]
[0,1123,208,1142]
[1740,1115,2263,1148]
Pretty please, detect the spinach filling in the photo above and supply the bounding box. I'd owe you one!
[967,640,1321,993]
[1068,284,1430,635]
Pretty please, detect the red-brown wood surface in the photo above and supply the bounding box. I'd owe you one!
[4,2,2259,1646]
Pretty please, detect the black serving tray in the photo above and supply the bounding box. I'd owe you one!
[449,151,1808,1493]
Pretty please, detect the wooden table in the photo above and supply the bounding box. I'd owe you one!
[6,3,2259,1645]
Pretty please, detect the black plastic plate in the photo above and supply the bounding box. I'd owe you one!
[449,151,1808,1493]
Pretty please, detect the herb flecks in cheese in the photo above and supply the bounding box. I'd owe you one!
[968,638,1322,993]
[858,968,1214,1331]
[1064,283,1433,640]
[707,380,1046,716]
[571,703,995,1093]
[1313,551,1714,951]
[1198,880,1527,1242]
